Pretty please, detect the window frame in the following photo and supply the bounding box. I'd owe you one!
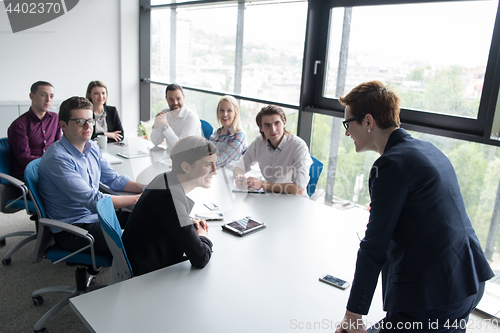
[140,0,305,122]
[299,0,500,146]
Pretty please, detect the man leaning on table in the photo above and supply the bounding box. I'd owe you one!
[233,105,312,196]
[8,81,61,182]
[150,83,202,149]
[38,96,143,257]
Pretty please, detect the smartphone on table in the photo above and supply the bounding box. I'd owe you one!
[319,274,350,289]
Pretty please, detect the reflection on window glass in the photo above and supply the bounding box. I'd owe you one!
[311,113,378,206]
[311,113,500,260]
[151,5,237,89]
[324,1,497,118]
[150,1,307,106]
[242,1,307,105]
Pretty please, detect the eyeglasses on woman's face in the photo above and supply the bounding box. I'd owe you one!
[342,117,362,131]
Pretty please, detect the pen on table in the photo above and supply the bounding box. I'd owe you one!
[235,177,247,188]
[356,231,362,242]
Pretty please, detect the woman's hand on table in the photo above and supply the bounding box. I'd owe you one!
[106,131,123,141]
[193,218,209,237]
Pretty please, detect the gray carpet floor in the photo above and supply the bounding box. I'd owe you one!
[2,210,500,333]
[0,211,109,333]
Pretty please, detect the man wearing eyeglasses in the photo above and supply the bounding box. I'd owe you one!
[8,81,61,181]
[38,96,143,257]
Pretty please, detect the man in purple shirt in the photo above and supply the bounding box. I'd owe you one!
[8,81,61,181]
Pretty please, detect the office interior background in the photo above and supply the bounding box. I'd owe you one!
[1,0,499,298]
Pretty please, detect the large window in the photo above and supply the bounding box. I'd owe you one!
[141,0,500,308]
[150,0,307,106]
[146,0,306,137]
[324,1,497,119]
[301,0,500,273]
[301,0,500,142]
[151,5,238,90]
[310,111,500,265]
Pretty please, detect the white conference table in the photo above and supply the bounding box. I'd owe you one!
[70,137,385,333]
[101,137,170,186]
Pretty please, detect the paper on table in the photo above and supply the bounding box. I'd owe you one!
[116,150,149,159]
[102,152,123,165]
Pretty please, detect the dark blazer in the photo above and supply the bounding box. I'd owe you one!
[122,172,213,276]
[91,105,124,142]
[347,129,493,314]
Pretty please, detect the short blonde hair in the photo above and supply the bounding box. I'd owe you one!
[216,95,243,134]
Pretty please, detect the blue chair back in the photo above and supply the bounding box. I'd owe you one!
[200,119,213,140]
[24,159,46,218]
[97,196,133,280]
[0,138,12,183]
[307,156,323,197]
[0,137,35,212]
[26,158,112,267]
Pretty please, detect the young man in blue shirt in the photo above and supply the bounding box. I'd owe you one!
[38,96,143,257]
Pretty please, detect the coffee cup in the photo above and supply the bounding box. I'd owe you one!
[97,135,107,150]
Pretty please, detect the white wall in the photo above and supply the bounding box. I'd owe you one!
[0,0,139,137]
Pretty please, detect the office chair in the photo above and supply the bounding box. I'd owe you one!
[308,155,324,200]
[0,137,37,265]
[200,119,213,140]
[25,159,112,333]
[96,196,134,284]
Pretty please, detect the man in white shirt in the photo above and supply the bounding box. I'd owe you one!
[150,84,202,149]
[233,105,312,196]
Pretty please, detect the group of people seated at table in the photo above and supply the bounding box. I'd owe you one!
[6,80,494,333]
[7,80,124,183]
[7,80,312,264]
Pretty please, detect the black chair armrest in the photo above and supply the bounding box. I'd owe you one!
[99,182,118,195]
[0,172,25,188]
[39,218,90,238]
[0,172,31,213]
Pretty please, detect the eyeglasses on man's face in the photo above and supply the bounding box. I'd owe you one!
[69,118,95,127]
[342,117,362,131]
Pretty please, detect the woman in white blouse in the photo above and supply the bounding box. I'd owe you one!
[86,81,124,142]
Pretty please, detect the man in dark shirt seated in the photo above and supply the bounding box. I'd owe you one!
[8,81,61,181]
